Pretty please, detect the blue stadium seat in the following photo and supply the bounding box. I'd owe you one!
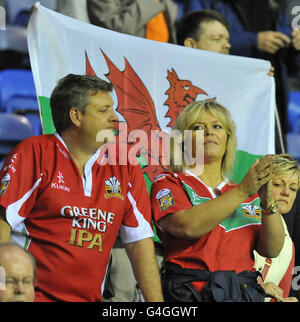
[6,0,57,25]
[288,91,300,133]
[0,112,35,157]
[0,69,38,112]
[0,69,42,135]
[14,9,30,27]
[287,133,300,163]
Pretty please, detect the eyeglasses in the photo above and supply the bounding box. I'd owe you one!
[5,277,35,289]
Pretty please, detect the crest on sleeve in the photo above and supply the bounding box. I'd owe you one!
[156,188,175,212]
[0,174,10,197]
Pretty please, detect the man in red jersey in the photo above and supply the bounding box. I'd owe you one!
[0,74,163,302]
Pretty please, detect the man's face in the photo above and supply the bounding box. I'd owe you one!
[77,90,119,150]
[188,20,231,54]
[0,250,35,302]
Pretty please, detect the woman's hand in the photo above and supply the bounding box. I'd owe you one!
[261,282,298,302]
[238,155,274,198]
[258,180,273,210]
[261,282,284,301]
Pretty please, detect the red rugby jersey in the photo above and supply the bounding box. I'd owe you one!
[151,171,262,292]
[0,134,153,301]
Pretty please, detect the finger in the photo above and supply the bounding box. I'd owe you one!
[265,43,281,54]
[282,297,298,302]
[268,66,275,77]
[248,159,260,173]
[293,34,300,42]
[292,38,300,50]
[275,286,283,296]
[273,32,291,45]
[273,290,284,302]
[257,175,271,186]
[258,155,274,169]
[269,37,286,48]
[292,29,300,39]
[256,159,273,176]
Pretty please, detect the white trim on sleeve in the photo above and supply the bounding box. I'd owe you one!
[120,191,153,244]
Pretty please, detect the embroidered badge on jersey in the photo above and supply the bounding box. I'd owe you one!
[0,174,10,197]
[156,188,175,211]
[104,176,124,200]
[241,204,261,221]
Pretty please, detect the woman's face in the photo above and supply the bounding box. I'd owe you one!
[272,173,298,214]
[189,111,228,163]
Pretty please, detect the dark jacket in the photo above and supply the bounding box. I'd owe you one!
[162,262,265,302]
[185,0,300,137]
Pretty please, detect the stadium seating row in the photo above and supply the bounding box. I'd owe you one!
[0,69,42,167]
[0,69,42,136]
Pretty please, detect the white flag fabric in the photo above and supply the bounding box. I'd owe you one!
[27,3,275,184]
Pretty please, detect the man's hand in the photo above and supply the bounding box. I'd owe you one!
[0,207,11,243]
[125,238,164,302]
[257,31,290,54]
[268,66,275,77]
[292,29,300,50]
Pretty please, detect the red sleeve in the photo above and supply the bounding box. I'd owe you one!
[0,139,43,231]
[150,174,192,230]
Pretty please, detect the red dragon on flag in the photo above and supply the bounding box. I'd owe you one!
[85,50,208,182]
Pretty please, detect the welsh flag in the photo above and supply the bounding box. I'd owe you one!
[27,3,275,188]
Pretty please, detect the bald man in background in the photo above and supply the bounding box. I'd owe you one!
[0,243,35,302]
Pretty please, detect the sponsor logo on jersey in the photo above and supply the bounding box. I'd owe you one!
[57,171,64,184]
[156,188,175,211]
[104,176,124,200]
[61,205,117,253]
[2,153,17,174]
[241,204,261,221]
[51,171,70,192]
[0,174,10,197]
[56,143,70,160]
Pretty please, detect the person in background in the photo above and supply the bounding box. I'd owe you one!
[254,154,300,302]
[176,9,231,54]
[0,243,35,302]
[184,0,300,154]
[56,0,91,23]
[87,0,178,43]
[176,9,275,73]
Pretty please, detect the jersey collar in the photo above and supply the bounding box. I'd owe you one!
[184,169,229,199]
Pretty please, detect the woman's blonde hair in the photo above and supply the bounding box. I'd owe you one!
[169,100,237,177]
[273,154,300,189]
